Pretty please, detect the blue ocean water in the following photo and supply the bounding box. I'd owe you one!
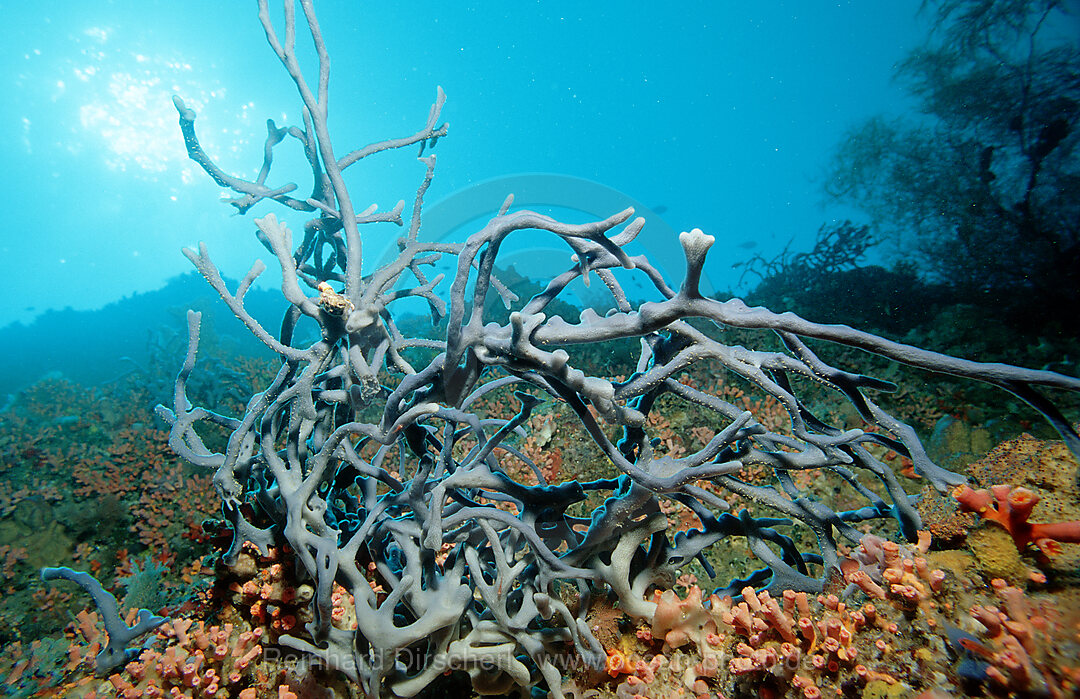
[1,1,1077,396]
[0,1,953,400]
[1,2,920,324]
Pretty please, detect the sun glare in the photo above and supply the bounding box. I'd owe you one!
[45,24,253,182]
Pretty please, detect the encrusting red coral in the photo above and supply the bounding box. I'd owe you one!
[106,618,264,698]
[953,484,1080,557]
[642,579,903,697]
[961,578,1080,696]
[607,533,968,697]
[841,531,946,610]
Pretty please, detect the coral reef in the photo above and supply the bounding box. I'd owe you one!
[7,3,1080,699]
[564,526,1080,698]
[149,2,1080,697]
[147,2,1080,695]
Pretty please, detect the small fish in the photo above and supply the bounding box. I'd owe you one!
[737,240,757,250]
[943,624,990,681]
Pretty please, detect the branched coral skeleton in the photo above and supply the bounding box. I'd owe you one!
[154,2,1080,697]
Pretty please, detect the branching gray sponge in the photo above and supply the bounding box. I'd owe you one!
[155,2,1080,697]
[41,567,167,675]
